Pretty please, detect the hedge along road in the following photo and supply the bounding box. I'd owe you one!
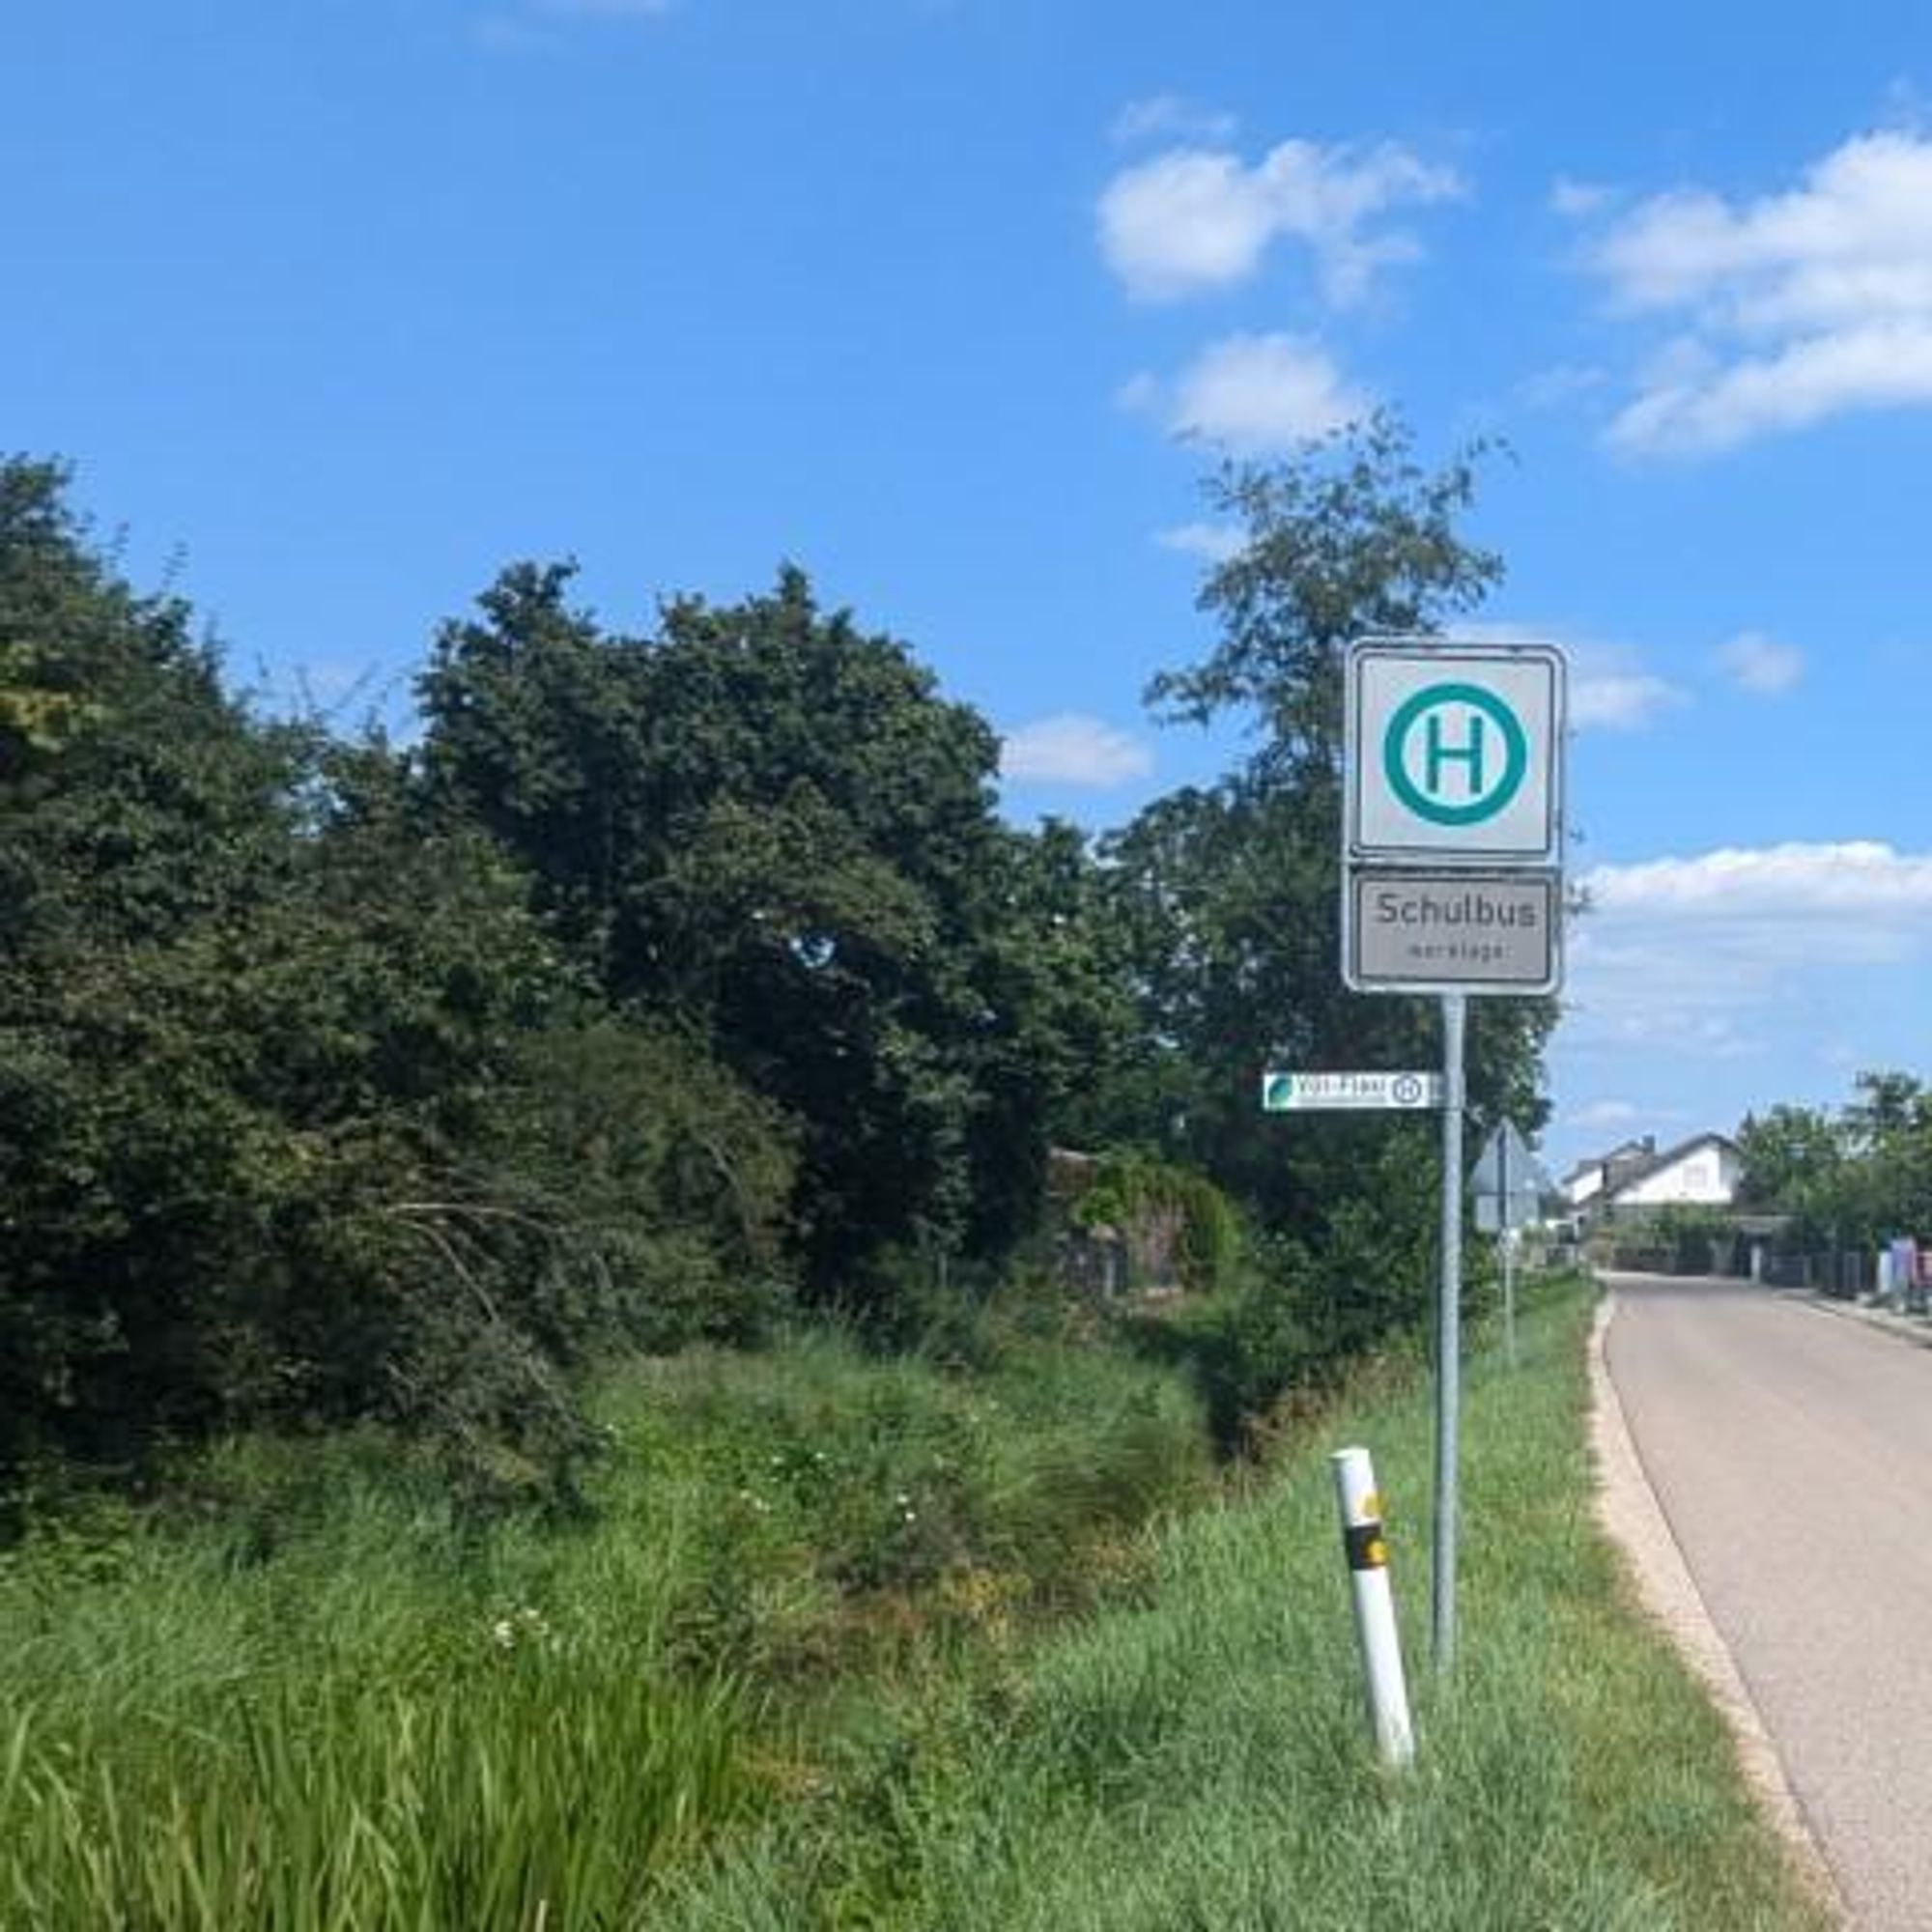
[1603,1269,1932,1931]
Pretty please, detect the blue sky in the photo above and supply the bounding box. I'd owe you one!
[11,0,1932,1168]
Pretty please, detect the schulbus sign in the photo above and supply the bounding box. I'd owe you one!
[1345,868,1560,995]
[1342,638,1566,999]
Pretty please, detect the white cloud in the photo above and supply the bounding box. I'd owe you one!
[1607,324,1932,453]
[1550,176,1616,219]
[1566,841,1932,1063]
[1587,841,1932,923]
[1001,714,1153,787]
[1570,671,1690,730]
[1111,96,1238,149]
[1717,629,1804,696]
[1096,136,1463,304]
[1585,130,1932,452]
[1515,362,1609,411]
[1162,332,1371,452]
[1154,521,1245,563]
[1459,622,1690,731]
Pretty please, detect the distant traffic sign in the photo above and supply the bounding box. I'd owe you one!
[1262,1070,1444,1113]
[1344,869,1560,995]
[1347,641,1564,867]
[1472,1121,1545,1233]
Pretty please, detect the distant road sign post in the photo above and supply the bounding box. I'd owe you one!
[1472,1120,1544,1235]
[1342,638,1567,1675]
[1473,1121,1545,1366]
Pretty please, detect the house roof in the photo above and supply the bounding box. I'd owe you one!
[1561,1138,1654,1197]
[1600,1131,1741,1206]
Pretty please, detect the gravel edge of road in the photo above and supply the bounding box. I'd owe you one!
[1587,1281,1846,1923]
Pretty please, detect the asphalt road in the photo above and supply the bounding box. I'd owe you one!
[1605,1271,1932,1930]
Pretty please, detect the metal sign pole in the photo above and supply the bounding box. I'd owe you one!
[1500,1127,1518,1367]
[1434,990,1466,1672]
[1503,1230,1519,1368]
[1342,637,1567,1685]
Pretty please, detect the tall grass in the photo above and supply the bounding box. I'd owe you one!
[0,1324,1209,1926]
[2,1283,1826,1929]
[653,1277,1831,1931]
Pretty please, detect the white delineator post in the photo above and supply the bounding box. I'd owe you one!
[1331,1446,1415,1767]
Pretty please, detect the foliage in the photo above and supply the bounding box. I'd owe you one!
[0,1323,1212,1919]
[1737,1071,1932,1247]
[475,1018,799,1355]
[2,421,1561,1506]
[0,463,793,1499]
[1070,1151,1240,1295]
[417,564,1108,1302]
[1149,412,1504,779]
[649,1277,1827,1931]
[1094,418,1551,1324]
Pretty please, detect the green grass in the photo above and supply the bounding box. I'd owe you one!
[0,1284,1829,1929]
[0,1325,1210,1927]
[653,1278,1831,1930]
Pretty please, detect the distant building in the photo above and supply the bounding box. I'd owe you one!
[1560,1137,1661,1211]
[1561,1132,1742,1224]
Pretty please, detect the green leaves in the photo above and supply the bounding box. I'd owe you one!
[417,560,1065,1300]
[0,466,789,1495]
[1149,412,1505,779]
[1741,1072,1932,1245]
[1097,416,1549,1363]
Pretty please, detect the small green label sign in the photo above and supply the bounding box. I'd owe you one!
[1382,683,1528,827]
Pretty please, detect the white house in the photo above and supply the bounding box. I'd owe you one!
[1559,1138,1656,1212]
[1605,1133,1741,1212]
[1561,1132,1742,1224]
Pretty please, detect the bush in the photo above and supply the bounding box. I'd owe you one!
[1072,1153,1241,1295]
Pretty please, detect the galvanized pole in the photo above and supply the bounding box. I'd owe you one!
[1502,1229,1519,1369]
[1500,1126,1518,1368]
[1434,991,1467,1671]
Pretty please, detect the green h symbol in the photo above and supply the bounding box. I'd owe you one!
[1425,710,1485,800]
[1383,681,1529,828]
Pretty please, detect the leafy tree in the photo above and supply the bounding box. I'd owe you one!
[1098,416,1552,1350]
[1841,1071,1932,1240]
[1737,1075,1932,1248]
[1148,414,1503,783]
[1736,1103,1846,1232]
[0,463,797,1498]
[419,563,1098,1301]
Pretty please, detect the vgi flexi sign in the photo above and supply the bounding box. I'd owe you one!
[1342,639,1565,996]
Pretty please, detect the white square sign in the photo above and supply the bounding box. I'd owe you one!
[1347,641,1564,865]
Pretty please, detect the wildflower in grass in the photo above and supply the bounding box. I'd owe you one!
[488,1605,556,1654]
